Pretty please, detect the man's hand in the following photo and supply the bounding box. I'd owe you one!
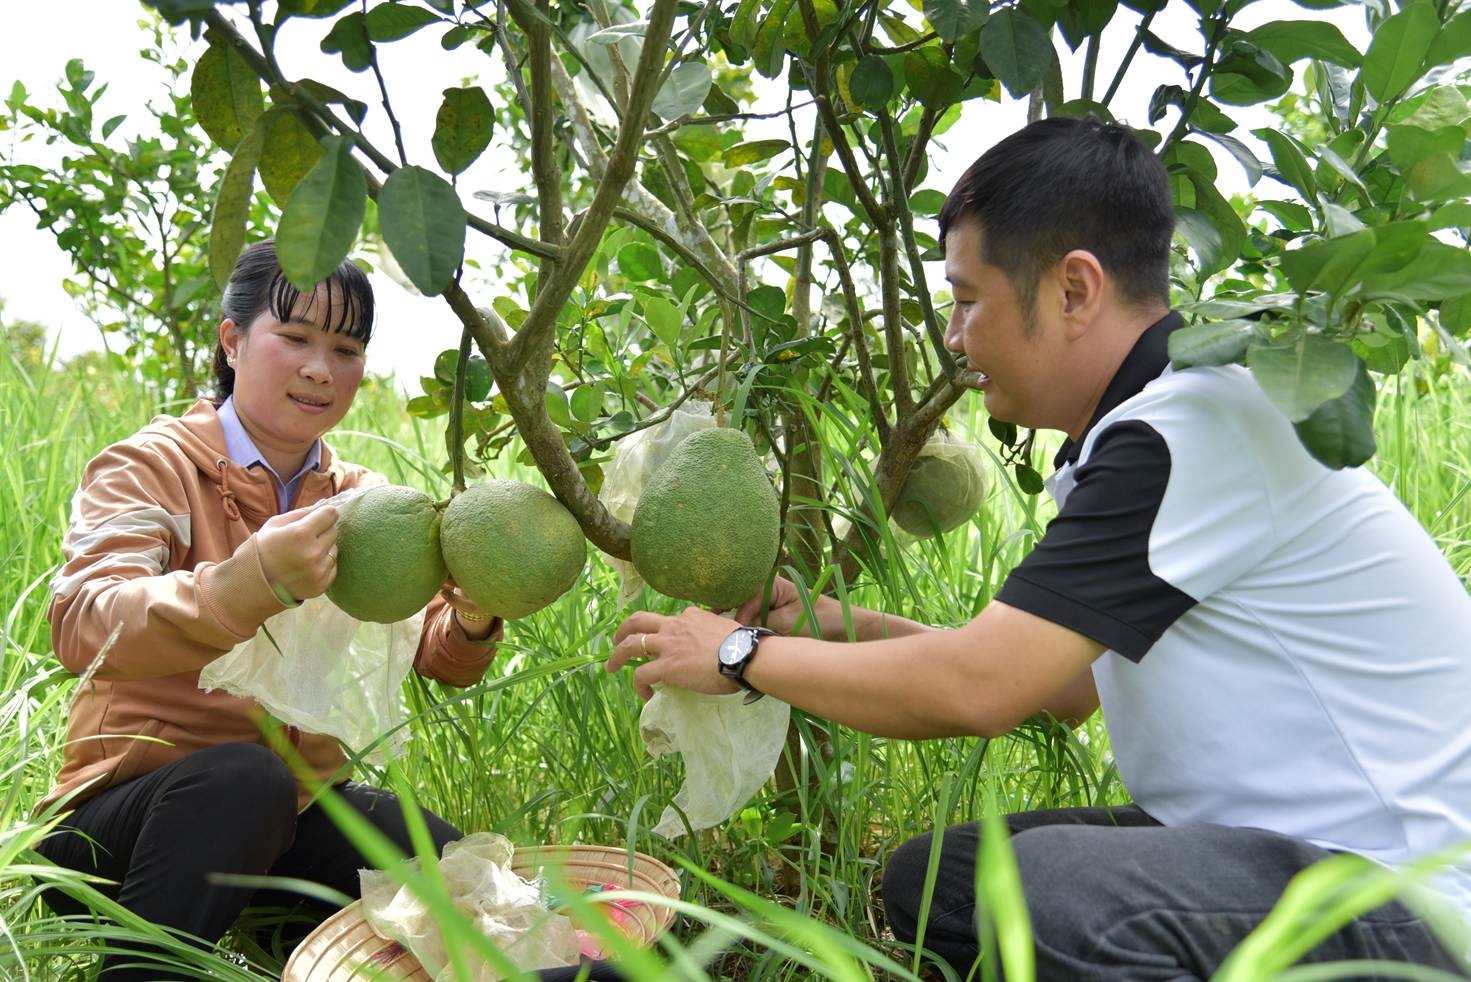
[254,503,339,603]
[609,607,743,701]
[731,576,810,635]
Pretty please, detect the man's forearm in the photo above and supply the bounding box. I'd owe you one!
[800,596,933,643]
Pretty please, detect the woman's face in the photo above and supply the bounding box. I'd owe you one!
[219,286,366,460]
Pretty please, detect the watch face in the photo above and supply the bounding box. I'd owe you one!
[719,629,752,667]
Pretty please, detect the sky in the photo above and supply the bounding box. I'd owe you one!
[0,1,1368,395]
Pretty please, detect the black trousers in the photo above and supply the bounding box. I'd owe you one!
[37,742,460,980]
[882,805,1467,980]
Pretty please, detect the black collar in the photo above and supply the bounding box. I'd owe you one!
[1054,310,1185,469]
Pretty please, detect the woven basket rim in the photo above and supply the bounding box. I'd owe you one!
[282,843,680,982]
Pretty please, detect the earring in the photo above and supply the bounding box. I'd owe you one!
[226,356,236,368]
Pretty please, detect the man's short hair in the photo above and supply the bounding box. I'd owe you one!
[938,117,1174,317]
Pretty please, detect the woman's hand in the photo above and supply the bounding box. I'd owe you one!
[254,503,339,603]
[438,579,496,640]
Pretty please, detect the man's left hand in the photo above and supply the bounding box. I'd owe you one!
[609,607,743,701]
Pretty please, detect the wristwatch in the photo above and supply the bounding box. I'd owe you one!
[717,626,775,704]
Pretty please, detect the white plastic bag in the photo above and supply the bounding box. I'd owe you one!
[198,490,421,763]
[360,832,582,980]
[598,402,717,605]
[639,686,792,838]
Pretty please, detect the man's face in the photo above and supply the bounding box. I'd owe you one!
[942,220,1057,428]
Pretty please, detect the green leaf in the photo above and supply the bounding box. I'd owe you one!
[364,2,440,41]
[1440,293,1471,339]
[1201,132,1262,186]
[1406,154,1471,202]
[1361,2,1437,104]
[1256,128,1318,205]
[1014,463,1045,495]
[730,0,762,49]
[571,383,604,423]
[1056,0,1117,50]
[277,0,355,17]
[850,56,894,113]
[909,188,947,216]
[981,9,1053,99]
[190,41,263,148]
[209,123,264,290]
[1359,242,1471,303]
[1386,124,1466,172]
[432,86,494,176]
[378,165,466,295]
[1182,171,1245,276]
[642,295,683,346]
[924,0,988,43]
[277,135,367,290]
[724,139,790,167]
[1168,318,1256,368]
[1429,202,1471,232]
[753,0,796,79]
[405,395,446,418]
[584,22,647,45]
[652,61,712,120]
[1292,358,1375,469]
[1209,41,1293,107]
[616,243,662,281]
[466,355,491,402]
[904,47,966,109]
[1175,208,1225,275]
[320,11,373,72]
[545,382,574,429]
[1425,10,1471,74]
[1246,335,1359,421]
[258,108,323,206]
[1279,229,1374,294]
[1403,86,1471,130]
[1243,20,1360,67]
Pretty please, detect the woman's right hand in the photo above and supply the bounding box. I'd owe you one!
[253,503,340,603]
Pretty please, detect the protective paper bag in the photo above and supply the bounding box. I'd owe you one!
[360,832,581,980]
[199,597,420,763]
[640,686,791,837]
[597,402,716,605]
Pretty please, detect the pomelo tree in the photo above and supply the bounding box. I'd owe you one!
[6,0,1470,577]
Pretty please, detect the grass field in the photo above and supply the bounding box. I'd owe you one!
[1,330,1468,980]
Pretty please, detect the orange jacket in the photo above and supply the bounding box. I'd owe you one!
[44,399,499,812]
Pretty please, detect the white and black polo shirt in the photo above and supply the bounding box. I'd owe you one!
[997,313,1471,920]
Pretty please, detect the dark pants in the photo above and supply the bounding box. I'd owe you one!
[882,805,1467,981]
[37,742,462,981]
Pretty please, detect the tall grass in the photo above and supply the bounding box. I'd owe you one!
[2,333,1468,980]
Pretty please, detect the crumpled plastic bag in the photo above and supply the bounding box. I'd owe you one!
[833,427,989,546]
[360,832,581,980]
[597,402,716,605]
[198,491,421,764]
[640,685,792,837]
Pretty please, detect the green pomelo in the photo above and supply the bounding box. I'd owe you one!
[440,480,587,619]
[327,485,447,623]
[891,449,987,537]
[630,427,780,609]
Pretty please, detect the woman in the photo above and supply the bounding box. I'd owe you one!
[37,241,501,980]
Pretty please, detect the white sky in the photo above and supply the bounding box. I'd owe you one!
[0,1,1367,394]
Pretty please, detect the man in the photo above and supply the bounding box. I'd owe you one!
[608,118,1471,978]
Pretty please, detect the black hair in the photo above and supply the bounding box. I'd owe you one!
[938,117,1174,318]
[211,240,375,400]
